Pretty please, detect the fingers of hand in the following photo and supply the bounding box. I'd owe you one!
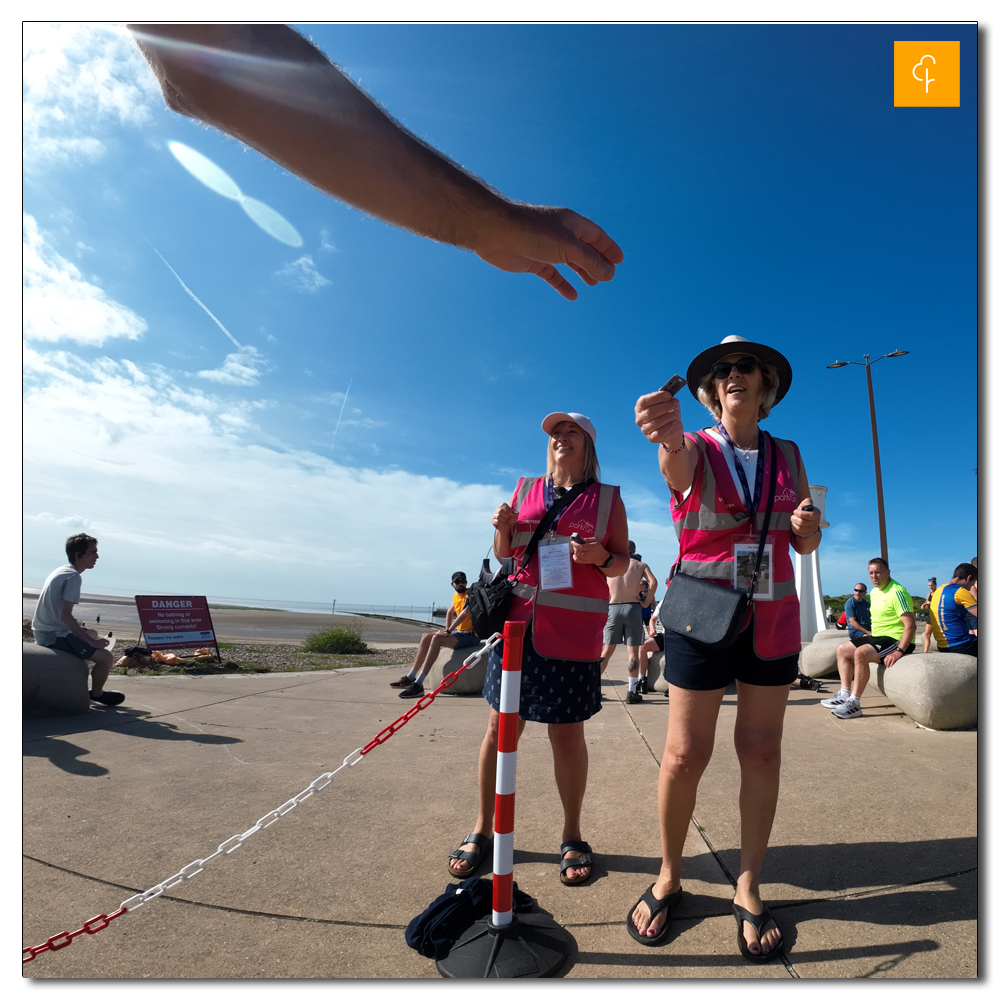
[531,262,578,300]
[561,208,625,265]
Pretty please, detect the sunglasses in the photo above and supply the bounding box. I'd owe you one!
[711,357,758,379]
[854,588,866,593]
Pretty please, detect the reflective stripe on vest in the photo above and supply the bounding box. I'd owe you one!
[506,476,618,661]
[671,431,801,659]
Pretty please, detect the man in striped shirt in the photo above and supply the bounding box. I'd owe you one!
[823,558,915,720]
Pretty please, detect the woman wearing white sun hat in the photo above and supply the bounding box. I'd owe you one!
[447,411,629,887]
[629,335,821,962]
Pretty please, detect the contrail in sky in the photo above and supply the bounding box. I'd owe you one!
[143,237,242,348]
[330,378,353,451]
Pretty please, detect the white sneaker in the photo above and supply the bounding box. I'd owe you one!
[820,689,851,709]
[832,698,862,719]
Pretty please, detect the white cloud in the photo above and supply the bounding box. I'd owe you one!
[197,345,268,386]
[22,347,506,603]
[319,228,339,252]
[23,215,147,346]
[23,22,159,166]
[26,512,92,530]
[277,255,331,292]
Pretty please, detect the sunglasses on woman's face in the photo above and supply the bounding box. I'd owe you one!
[712,357,758,379]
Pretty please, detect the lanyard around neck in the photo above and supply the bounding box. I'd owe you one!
[715,423,765,516]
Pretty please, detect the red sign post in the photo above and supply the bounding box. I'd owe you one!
[135,596,220,659]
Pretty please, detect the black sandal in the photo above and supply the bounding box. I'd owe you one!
[446,833,492,877]
[559,840,594,886]
[626,884,683,946]
[732,901,783,963]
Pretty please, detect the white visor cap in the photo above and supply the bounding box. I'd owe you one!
[541,412,597,445]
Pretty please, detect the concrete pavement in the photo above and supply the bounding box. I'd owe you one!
[23,618,977,979]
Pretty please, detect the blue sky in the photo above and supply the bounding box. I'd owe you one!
[23,22,978,607]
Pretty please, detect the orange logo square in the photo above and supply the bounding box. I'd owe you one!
[894,41,960,107]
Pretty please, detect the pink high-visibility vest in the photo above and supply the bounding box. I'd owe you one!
[505,476,620,661]
[669,430,802,660]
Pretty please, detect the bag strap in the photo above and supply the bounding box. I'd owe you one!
[744,433,779,598]
[512,478,594,578]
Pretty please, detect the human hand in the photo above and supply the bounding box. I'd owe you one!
[92,637,110,649]
[635,389,684,447]
[492,503,517,533]
[883,650,901,668]
[791,498,822,538]
[570,535,605,565]
[921,601,930,609]
[475,204,623,301]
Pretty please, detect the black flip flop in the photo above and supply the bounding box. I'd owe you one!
[559,840,594,886]
[626,884,683,946]
[446,833,492,877]
[732,901,783,963]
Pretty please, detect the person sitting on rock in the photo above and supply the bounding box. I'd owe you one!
[31,534,125,706]
[822,558,915,720]
[844,582,872,642]
[389,572,480,698]
[928,563,978,658]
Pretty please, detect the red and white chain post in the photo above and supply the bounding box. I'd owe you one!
[490,618,525,927]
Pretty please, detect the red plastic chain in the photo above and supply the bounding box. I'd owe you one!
[360,662,470,755]
[23,908,127,964]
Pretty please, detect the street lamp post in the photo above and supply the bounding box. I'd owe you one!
[827,350,909,564]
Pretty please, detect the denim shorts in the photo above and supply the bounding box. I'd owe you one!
[451,630,480,649]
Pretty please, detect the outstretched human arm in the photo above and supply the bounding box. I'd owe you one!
[634,388,699,493]
[128,24,623,300]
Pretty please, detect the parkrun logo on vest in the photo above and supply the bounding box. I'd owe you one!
[774,487,798,503]
[894,41,960,107]
[564,518,595,535]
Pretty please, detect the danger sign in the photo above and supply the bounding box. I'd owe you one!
[135,595,219,651]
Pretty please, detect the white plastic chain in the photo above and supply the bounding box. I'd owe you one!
[118,635,501,913]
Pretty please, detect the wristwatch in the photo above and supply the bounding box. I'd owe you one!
[600,552,615,569]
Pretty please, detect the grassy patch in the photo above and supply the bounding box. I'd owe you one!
[302,626,369,655]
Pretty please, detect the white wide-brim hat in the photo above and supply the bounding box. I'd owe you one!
[541,412,597,445]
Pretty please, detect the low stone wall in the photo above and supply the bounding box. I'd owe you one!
[876,653,977,731]
[23,642,91,717]
[425,641,488,695]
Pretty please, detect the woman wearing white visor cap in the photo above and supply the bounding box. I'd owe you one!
[447,411,630,887]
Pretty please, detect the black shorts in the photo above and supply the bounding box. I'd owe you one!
[940,639,978,657]
[648,633,664,651]
[661,621,799,691]
[850,634,914,660]
[49,634,99,660]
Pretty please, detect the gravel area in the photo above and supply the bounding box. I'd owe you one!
[113,642,417,676]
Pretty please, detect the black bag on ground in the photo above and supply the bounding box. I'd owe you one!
[466,479,592,639]
[404,876,534,959]
[659,434,778,650]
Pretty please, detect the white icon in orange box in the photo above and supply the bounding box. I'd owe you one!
[912,54,936,93]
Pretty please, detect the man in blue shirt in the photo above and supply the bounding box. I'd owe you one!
[844,583,872,641]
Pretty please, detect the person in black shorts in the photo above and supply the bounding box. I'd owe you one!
[630,336,821,962]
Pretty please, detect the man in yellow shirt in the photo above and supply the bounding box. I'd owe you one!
[389,572,480,698]
[929,563,978,657]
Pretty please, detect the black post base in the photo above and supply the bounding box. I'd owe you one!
[436,912,573,978]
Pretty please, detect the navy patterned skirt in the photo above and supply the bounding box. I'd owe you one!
[483,634,602,724]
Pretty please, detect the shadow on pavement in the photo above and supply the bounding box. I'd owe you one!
[23,710,243,776]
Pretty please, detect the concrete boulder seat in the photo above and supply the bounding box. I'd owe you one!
[23,642,91,717]
[876,652,978,731]
[424,638,488,695]
[798,628,854,679]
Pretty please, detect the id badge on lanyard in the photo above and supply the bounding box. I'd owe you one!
[538,534,573,591]
[733,534,774,600]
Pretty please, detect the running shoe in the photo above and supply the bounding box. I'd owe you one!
[625,690,643,705]
[389,675,413,688]
[399,683,425,699]
[90,689,125,706]
[831,698,862,719]
[820,689,851,709]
